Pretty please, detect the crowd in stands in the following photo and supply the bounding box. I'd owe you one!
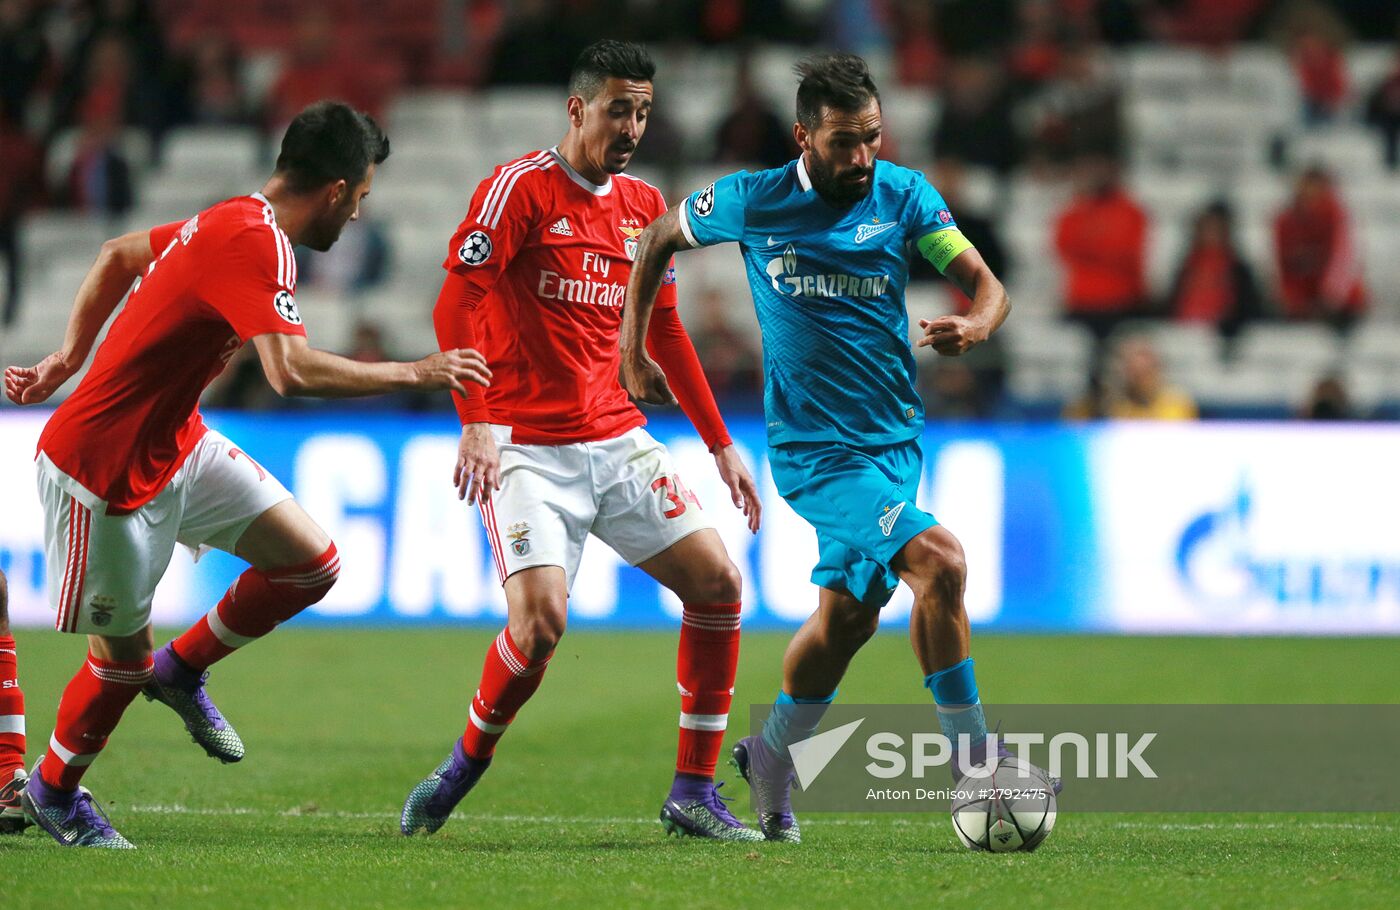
[3,0,1400,420]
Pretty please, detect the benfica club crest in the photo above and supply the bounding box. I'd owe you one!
[619,224,644,260]
[507,522,532,557]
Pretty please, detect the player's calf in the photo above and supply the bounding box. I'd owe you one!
[0,570,29,825]
[146,543,339,762]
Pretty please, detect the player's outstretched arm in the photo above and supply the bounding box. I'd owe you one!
[621,206,691,405]
[917,246,1011,357]
[4,230,156,405]
[251,333,491,399]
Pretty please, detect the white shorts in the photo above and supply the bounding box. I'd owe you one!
[479,426,713,589]
[37,429,293,636]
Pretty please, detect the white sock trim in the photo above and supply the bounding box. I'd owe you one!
[679,712,729,732]
[207,605,258,649]
[48,733,97,766]
[0,715,24,735]
[468,704,509,735]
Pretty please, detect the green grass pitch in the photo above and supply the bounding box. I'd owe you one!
[4,629,1399,908]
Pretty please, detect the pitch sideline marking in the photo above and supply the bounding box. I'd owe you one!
[120,804,1398,832]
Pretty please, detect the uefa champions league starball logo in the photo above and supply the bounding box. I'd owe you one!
[273,290,301,325]
[459,231,493,267]
[694,183,715,217]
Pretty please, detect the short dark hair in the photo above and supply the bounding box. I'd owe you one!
[274,100,390,194]
[794,53,880,130]
[568,39,655,100]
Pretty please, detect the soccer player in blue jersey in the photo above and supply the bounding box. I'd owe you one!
[621,53,1019,842]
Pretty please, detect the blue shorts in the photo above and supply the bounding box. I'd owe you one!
[769,437,938,608]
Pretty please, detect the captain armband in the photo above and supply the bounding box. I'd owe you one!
[916,229,975,275]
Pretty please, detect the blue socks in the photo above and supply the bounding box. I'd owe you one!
[760,689,836,760]
[925,658,987,748]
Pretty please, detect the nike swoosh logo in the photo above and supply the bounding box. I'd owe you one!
[765,235,780,246]
[855,222,899,243]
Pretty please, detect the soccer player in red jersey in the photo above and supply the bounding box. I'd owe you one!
[0,570,28,835]
[3,102,491,849]
[401,41,765,842]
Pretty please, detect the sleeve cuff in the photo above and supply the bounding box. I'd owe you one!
[677,203,700,249]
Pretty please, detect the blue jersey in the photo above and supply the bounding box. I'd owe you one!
[680,156,959,448]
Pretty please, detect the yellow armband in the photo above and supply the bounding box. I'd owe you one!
[916,229,974,275]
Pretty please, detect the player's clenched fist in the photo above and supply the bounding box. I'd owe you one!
[620,352,676,406]
[917,316,989,356]
[454,422,499,504]
[414,348,492,396]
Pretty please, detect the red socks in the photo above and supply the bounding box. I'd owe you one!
[459,629,552,761]
[676,603,742,779]
[173,544,339,670]
[0,635,24,774]
[41,653,153,790]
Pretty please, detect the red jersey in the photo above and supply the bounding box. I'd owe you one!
[38,194,306,514]
[435,148,680,445]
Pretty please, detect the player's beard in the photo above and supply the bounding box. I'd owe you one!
[807,149,873,207]
[303,205,355,252]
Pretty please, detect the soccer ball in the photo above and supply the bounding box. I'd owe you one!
[950,756,1057,853]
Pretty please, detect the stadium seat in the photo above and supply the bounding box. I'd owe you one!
[1233,323,1342,373]
[162,126,267,178]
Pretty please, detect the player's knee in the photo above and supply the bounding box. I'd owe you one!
[693,558,742,605]
[906,532,967,604]
[510,598,567,660]
[298,543,341,605]
[825,601,881,650]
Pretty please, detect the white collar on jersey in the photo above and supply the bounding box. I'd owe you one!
[795,154,814,192]
[251,191,274,213]
[548,147,613,197]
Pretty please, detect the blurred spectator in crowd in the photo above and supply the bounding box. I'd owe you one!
[52,29,168,141]
[713,54,795,169]
[1054,156,1149,340]
[64,105,133,216]
[1298,373,1353,420]
[820,0,889,57]
[487,0,580,86]
[1025,40,1124,166]
[1273,166,1366,328]
[1066,336,1196,420]
[1163,201,1264,338]
[266,7,373,131]
[0,0,50,127]
[910,159,1009,312]
[1365,47,1400,169]
[1143,0,1269,47]
[1007,0,1066,89]
[921,361,1008,421]
[930,56,1021,175]
[0,101,44,325]
[295,214,390,295]
[687,287,762,405]
[175,34,254,127]
[891,0,942,87]
[1278,1,1349,126]
[698,0,797,45]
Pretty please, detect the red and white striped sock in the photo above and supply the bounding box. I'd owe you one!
[0,635,25,774]
[41,652,153,791]
[171,544,340,670]
[676,602,742,779]
[459,629,552,761]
